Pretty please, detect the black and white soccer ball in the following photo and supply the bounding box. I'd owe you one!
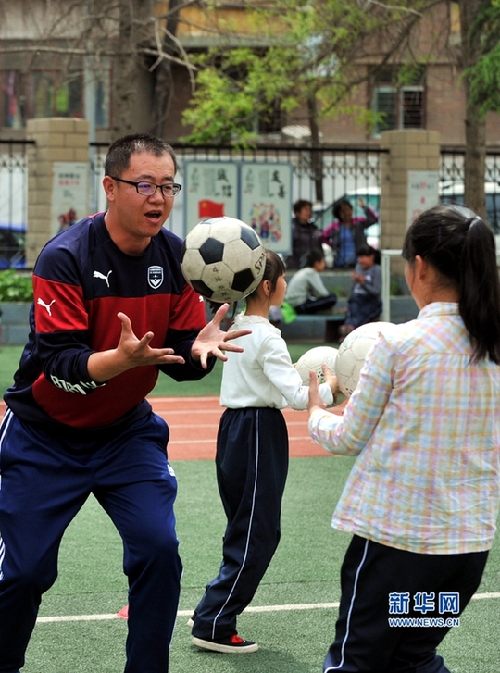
[294,346,338,385]
[181,217,266,303]
[335,321,396,396]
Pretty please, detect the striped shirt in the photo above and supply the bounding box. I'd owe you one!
[308,302,500,554]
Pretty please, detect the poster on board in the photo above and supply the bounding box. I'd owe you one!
[184,161,239,233]
[240,163,293,254]
[52,162,89,238]
[407,170,439,227]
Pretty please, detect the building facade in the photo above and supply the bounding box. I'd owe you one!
[1,1,500,148]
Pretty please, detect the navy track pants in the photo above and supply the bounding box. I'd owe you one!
[325,535,488,673]
[0,409,182,673]
[192,407,289,641]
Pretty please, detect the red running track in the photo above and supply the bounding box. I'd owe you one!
[0,396,326,461]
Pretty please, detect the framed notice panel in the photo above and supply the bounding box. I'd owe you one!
[183,160,293,254]
[52,162,89,237]
[406,170,439,227]
[184,161,239,233]
[240,163,292,254]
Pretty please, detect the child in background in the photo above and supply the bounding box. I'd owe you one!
[307,205,500,673]
[191,250,336,654]
[284,249,337,315]
[339,244,381,340]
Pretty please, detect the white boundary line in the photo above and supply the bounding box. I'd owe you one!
[35,593,500,624]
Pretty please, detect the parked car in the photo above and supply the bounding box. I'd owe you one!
[439,180,500,233]
[0,223,27,268]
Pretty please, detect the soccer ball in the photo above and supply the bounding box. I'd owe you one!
[335,322,395,397]
[181,217,266,303]
[294,346,338,385]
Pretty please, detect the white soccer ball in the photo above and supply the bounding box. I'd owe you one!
[294,346,338,385]
[181,217,266,303]
[335,322,395,397]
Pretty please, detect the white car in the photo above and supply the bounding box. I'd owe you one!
[438,180,500,233]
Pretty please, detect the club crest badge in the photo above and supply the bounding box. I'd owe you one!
[148,266,164,289]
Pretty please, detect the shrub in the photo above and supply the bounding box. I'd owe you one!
[0,269,33,302]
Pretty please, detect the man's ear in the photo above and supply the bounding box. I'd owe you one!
[103,175,115,202]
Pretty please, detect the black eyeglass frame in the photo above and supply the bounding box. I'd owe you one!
[108,176,182,197]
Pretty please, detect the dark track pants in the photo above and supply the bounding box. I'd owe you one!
[0,409,182,673]
[345,295,382,328]
[325,535,488,672]
[192,407,289,641]
[295,293,338,315]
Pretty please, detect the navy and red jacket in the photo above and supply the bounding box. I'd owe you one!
[4,213,213,438]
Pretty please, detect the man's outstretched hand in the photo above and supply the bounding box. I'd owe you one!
[191,303,251,369]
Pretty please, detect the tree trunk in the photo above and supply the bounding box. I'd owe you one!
[307,94,324,203]
[464,104,486,219]
[151,0,183,138]
[459,0,486,220]
[113,0,136,139]
[113,0,155,140]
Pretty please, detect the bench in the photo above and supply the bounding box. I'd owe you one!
[280,312,345,343]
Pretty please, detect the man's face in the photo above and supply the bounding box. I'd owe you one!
[297,204,312,223]
[103,151,177,247]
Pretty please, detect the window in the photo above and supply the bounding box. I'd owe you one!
[371,68,425,137]
[1,70,26,129]
[30,70,83,119]
[1,62,111,129]
[88,61,111,129]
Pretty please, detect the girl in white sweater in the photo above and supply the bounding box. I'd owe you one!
[191,250,336,654]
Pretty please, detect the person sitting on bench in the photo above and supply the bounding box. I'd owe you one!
[284,249,337,315]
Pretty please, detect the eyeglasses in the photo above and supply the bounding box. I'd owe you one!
[109,176,182,197]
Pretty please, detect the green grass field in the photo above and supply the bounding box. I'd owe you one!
[21,458,500,673]
[2,342,500,671]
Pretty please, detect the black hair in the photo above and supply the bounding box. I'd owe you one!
[105,133,178,177]
[402,204,500,364]
[356,244,381,265]
[305,249,325,267]
[293,199,312,215]
[333,197,353,221]
[206,250,285,315]
[246,249,285,303]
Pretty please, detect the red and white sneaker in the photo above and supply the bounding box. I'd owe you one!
[192,633,258,654]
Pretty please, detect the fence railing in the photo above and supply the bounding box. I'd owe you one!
[439,147,500,232]
[3,140,500,269]
[90,142,386,240]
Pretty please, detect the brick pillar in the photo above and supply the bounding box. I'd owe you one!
[26,118,90,267]
[379,129,441,252]
[378,130,441,322]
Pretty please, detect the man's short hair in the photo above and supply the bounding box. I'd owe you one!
[105,133,178,177]
[293,199,313,215]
